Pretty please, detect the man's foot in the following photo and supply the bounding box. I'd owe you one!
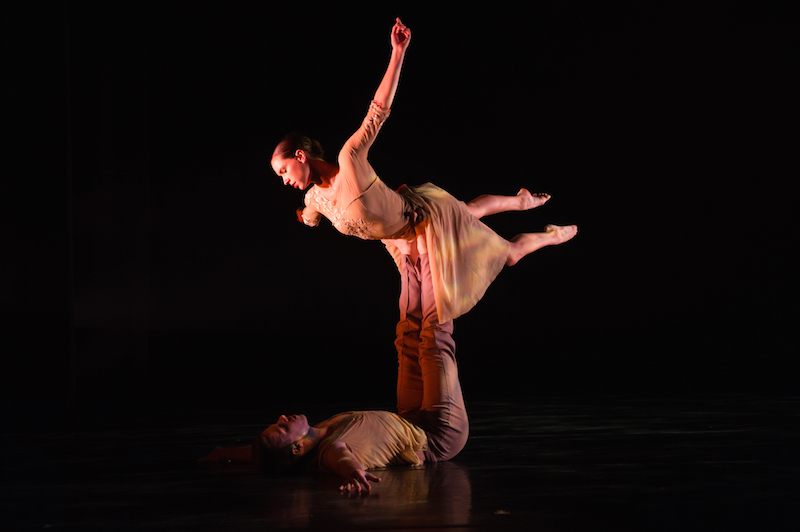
[518,189,551,210]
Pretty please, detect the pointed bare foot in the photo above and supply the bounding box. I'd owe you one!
[505,224,578,266]
[544,224,578,244]
[517,188,550,210]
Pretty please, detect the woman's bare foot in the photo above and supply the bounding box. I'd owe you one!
[466,190,551,219]
[544,224,578,244]
[505,224,578,266]
[517,189,551,210]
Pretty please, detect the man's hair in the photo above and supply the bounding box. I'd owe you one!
[252,433,288,475]
[251,433,315,475]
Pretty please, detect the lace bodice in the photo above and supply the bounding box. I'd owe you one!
[305,185,376,239]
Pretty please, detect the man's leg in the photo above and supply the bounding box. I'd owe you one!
[403,254,469,462]
[396,255,424,415]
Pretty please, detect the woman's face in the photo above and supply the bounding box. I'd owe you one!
[271,151,312,190]
[261,414,310,447]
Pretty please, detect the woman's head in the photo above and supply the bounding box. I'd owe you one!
[270,133,326,191]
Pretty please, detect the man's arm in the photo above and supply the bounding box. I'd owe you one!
[326,441,382,492]
[197,445,252,462]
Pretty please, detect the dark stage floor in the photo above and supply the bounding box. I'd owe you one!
[3,396,798,531]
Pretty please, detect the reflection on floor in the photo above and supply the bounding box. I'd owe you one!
[3,396,798,531]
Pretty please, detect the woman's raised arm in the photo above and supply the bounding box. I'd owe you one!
[372,18,411,110]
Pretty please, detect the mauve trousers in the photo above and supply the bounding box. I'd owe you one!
[395,254,469,462]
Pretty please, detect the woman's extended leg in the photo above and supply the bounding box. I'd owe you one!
[465,188,550,219]
[505,224,578,266]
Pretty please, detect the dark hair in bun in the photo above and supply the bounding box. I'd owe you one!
[272,132,326,161]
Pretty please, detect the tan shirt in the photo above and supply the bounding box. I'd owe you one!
[315,411,428,471]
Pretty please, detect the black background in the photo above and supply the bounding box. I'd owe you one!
[2,2,796,426]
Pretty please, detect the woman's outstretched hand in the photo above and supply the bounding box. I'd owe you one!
[373,17,410,109]
[391,17,411,53]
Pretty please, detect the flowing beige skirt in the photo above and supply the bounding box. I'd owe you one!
[383,183,510,323]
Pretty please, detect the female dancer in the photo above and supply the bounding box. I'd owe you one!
[271,17,576,327]
[273,17,575,406]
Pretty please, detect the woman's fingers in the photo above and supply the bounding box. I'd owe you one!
[392,17,410,45]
